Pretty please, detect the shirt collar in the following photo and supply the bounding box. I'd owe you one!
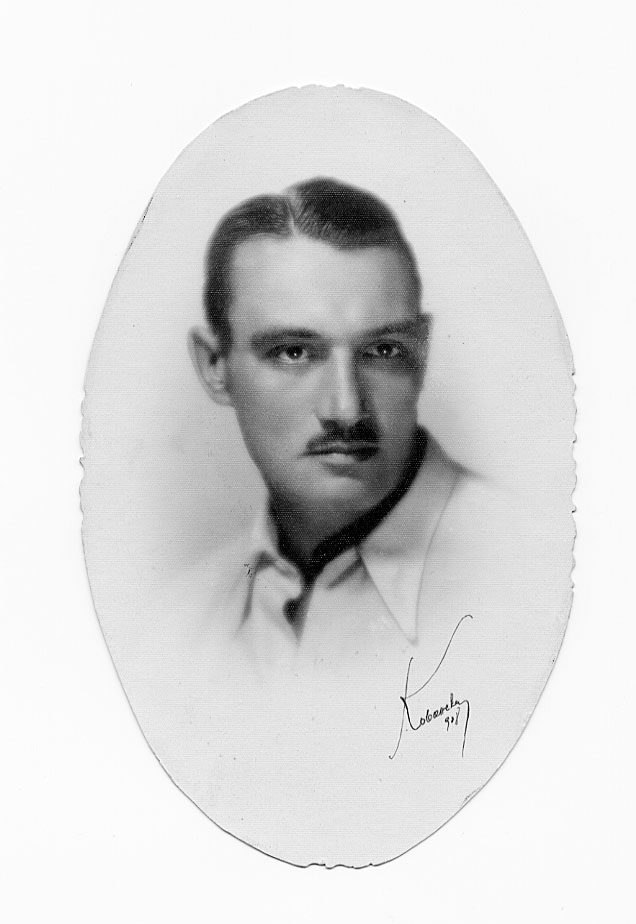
[358,435,459,641]
[244,434,460,642]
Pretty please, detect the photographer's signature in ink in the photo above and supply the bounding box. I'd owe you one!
[389,614,473,760]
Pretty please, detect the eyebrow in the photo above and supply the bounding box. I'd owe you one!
[361,320,426,338]
[250,319,425,351]
[250,328,325,350]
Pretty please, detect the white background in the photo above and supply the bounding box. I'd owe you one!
[1,1,633,920]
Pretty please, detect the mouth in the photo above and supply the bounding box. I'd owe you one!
[306,442,379,462]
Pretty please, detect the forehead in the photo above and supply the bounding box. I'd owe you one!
[228,235,418,333]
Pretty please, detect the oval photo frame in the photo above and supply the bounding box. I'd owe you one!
[82,86,575,867]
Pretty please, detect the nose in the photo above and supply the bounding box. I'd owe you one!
[317,351,365,427]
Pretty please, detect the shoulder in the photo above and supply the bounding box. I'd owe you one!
[423,433,512,525]
[182,534,252,616]
[116,532,257,689]
[149,534,253,643]
[425,441,573,615]
[419,435,517,598]
[423,433,466,488]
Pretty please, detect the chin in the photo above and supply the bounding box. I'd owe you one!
[302,476,381,511]
[265,460,388,512]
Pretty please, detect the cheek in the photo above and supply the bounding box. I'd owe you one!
[230,364,311,441]
[366,374,420,420]
[237,390,285,440]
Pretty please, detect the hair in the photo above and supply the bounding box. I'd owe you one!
[202,177,422,351]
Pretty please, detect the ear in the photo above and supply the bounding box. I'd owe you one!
[188,326,233,407]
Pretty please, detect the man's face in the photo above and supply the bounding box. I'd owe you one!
[218,235,425,518]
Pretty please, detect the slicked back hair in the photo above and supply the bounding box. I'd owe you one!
[203,177,422,352]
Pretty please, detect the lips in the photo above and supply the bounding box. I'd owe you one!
[307,441,378,460]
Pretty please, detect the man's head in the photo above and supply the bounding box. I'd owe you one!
[189,178,429,526]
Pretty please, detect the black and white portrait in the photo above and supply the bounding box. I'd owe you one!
[187,176,460,681]
[82,87,575,866]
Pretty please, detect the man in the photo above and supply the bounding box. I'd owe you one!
[188,177,466,682]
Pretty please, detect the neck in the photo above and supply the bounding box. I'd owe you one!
[270,499,356,571]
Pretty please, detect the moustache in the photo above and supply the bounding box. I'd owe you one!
[304,420,380,456]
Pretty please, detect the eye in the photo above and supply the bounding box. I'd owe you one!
[268,344,311,364]
[364,341,404,360]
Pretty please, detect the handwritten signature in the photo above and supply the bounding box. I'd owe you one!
[389,614,473,760]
